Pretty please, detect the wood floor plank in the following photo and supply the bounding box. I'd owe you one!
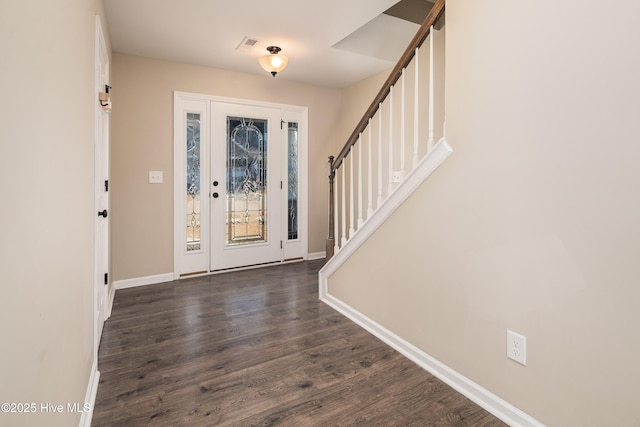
[92,260,506,426]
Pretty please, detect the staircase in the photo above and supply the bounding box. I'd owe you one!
[315,3,554,425]
[320,0,449,279]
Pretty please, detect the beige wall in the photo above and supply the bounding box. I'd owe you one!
[0,1,110,426]
[111,54,344,280]
[328,1,640,425]
[329,69,390,154]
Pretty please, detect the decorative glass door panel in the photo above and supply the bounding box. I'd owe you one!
[175,96,210,276]
[186,113,201,251]
[226,117,268,245]
[210,103,282,271]
[287,122,299,240]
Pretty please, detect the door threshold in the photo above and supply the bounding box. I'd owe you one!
[179,258,306,279]
[179,270,209,278]
[209,258,305,275]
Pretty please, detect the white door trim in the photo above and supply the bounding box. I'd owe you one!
[173,92,308,278]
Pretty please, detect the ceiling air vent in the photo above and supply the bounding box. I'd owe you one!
[236,37,258,52]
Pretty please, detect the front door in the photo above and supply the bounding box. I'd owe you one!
[210,103,283,270]
[174,93,308,277]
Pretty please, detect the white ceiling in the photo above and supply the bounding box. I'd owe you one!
[103,0,425,88]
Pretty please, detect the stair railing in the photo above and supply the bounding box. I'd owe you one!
[326,0,446,258]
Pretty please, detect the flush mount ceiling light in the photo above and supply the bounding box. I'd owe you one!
[258,46,289,77]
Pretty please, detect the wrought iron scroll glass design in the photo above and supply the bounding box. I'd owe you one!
[288,122,298,240]
[186,113,201,251]
[226,117,268,245]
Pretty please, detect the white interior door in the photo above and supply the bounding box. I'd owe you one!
[210,103,283,270]
[94,16,110,343]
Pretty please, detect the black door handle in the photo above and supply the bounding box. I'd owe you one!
[213,180,219,187]
[98,209,108,218]
[212,192,219,198]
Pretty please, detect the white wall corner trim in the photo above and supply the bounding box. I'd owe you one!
[107,284,115,318]
[308,251,327,261]
[319,292,545,427]
[113,273,175,290]
[79,361,100,427]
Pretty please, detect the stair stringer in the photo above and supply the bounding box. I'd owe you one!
[319,137,452,295]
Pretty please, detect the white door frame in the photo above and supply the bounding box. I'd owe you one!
[94,16,111,354]
[173,92,308,278]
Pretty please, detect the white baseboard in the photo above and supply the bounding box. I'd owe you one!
[319,292,544,427]
[79,361,100,427]
[113,272,174,290]
[317,138,543,425]
[307,251,326,261]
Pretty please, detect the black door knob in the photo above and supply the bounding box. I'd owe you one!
[98,209,108,218]
[213,180,219,187]
[212,192,219,198]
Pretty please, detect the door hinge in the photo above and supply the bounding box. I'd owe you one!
[104,180,109,192]
[280,180,283,189]
[280,240,283,249]
[281,119,285,129]
[104,272,108,285]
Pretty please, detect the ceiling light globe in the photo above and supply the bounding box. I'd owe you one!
[259,46,289,77]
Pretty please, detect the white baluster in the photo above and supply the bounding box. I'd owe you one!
[377,105,383,207]
[341,164,347,246]
[334,172,339,253]
[367,119,374,218]
[357,133,364,228]
[413,47,420,168]
[349,149,355,237]
[387,86,394,195]
[400,68,406,180]
[428,26,435,152]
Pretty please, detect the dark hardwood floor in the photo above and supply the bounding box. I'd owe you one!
[92,260,506,426]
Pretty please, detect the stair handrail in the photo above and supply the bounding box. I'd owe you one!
[330,0,445,172]
[326,0,445,258]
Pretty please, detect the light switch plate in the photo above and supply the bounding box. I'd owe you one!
[149,171,163,184]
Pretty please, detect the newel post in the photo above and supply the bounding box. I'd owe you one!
[326,155,335,259]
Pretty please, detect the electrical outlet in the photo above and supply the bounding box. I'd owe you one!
[506,330,526,366]
[392,170,404,183]
[149,171,163,184]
